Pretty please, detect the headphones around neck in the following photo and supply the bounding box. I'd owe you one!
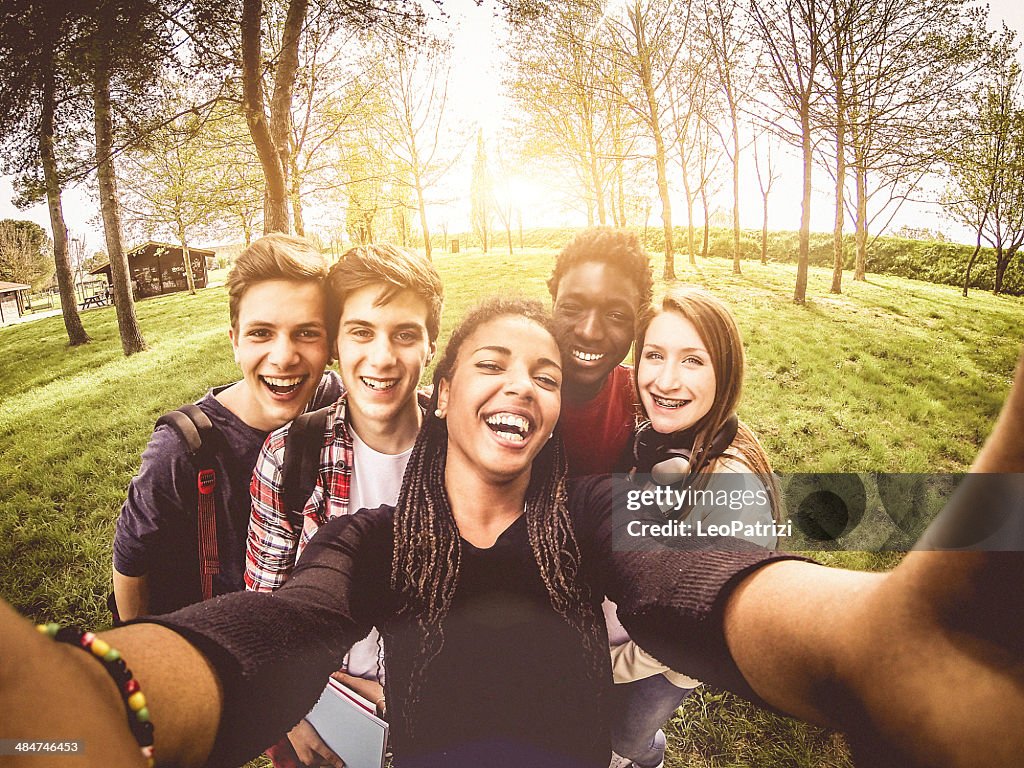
[631,413,739,488]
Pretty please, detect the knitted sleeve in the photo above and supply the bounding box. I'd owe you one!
[571,475,811,707]
[143,506,393,767]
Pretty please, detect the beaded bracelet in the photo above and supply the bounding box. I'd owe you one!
[37,623,155,767]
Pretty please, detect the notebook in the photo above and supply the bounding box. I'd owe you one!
[305,678,389,768]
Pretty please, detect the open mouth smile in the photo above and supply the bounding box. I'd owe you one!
[651,394,689,409]
[260,375,307,396]
[361,377,398,392]
[484,412,534,444]
[571,348,605,363]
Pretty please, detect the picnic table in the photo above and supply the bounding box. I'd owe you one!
[80,294,108,309]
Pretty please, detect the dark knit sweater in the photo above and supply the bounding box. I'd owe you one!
[152,475,804,767]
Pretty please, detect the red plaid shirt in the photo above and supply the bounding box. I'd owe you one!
[245,392,429,592]
[245,396,355,592]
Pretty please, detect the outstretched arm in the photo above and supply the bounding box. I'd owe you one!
[1,510,389,768]
[0,601,220,767]
[722,351,1024,766]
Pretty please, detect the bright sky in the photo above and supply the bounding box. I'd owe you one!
[2,0,1022,252]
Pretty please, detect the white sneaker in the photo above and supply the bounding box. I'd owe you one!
[609,750,634,768]
[608,750,664,768]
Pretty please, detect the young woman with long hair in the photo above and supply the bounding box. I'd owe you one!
[609,286,781,768]
[3,300,1024,768]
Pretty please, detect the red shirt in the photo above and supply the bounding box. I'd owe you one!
[560,365,638,477]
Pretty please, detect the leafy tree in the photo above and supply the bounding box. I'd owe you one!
[119,109,225,294]
[86,0,172,355]
[0,0,90,345]
[944,52,1024,295]
[0,219,54,289]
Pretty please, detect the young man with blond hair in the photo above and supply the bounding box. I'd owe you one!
[112,234,341,621]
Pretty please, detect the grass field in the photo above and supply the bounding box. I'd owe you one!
[1,248,1021,767]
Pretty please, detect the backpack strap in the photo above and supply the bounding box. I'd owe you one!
[155,404,220,601]
[281,405,333,524]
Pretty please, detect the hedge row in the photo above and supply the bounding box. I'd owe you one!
[437,226,1022,296]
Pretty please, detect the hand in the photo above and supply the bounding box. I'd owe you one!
[287,718,345,768]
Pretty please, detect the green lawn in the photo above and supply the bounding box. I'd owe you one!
[1,247,1020,767]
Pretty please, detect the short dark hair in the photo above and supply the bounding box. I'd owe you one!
[547,227,654,309]
[326,244,444,342]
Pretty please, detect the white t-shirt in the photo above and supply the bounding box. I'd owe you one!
[349,429,414,515]
[343,429,414,683]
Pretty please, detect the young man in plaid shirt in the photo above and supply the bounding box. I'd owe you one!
[245,243,443,768]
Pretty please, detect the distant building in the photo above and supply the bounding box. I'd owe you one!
[90,242,215,298]
[0,281,30,326]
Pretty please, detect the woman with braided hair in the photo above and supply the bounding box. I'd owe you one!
[3,298,1024,768]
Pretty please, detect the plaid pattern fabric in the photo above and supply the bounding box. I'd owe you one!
[246,396,354,592]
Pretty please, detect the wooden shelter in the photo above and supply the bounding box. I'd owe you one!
[90,242,215,298]
[0,281,30,326]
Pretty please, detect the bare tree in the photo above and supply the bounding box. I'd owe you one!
[601,0,691,280]
[751,0,825,304]
[753,135,781,265]
[470,130,493,253]
[834,0,992,281]
[508,2,620,227]
[702,0,756,274]
[375,33,459,261]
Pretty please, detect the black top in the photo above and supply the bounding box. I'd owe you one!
[153,475,803,767]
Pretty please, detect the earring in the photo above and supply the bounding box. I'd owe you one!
[434,408,445,419]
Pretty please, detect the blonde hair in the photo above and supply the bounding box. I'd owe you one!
[635,286,781,521]
[226,234,329,329]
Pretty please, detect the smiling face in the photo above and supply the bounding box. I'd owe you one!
[436,315,562,486]
[229,279,331,432]
[551,260,641,403]
[336,283,435,446]
[637,310,717,434]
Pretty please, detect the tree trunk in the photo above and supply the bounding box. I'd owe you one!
[831,106,846,294]
[994,247,1007,294]
[962,233,983,297]
[681,165,696,266]
[241,0,301,234]
[730,103,742,275]
[290,156,304,237]
[586,123,607,226]
[761,191,769,265]
[94,45,146,355]
[177,224,196,295]
[630,4,674,280]
[39,67,89,346]
[415,174,432,261]
[854,160,867,281]
[795,103,812,305]
[700,185,710,258]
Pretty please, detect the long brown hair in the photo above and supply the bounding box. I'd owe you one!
[635,286,781,521]
[387,297,606,736]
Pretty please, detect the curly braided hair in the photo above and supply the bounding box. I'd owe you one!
[387,297,607,737]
